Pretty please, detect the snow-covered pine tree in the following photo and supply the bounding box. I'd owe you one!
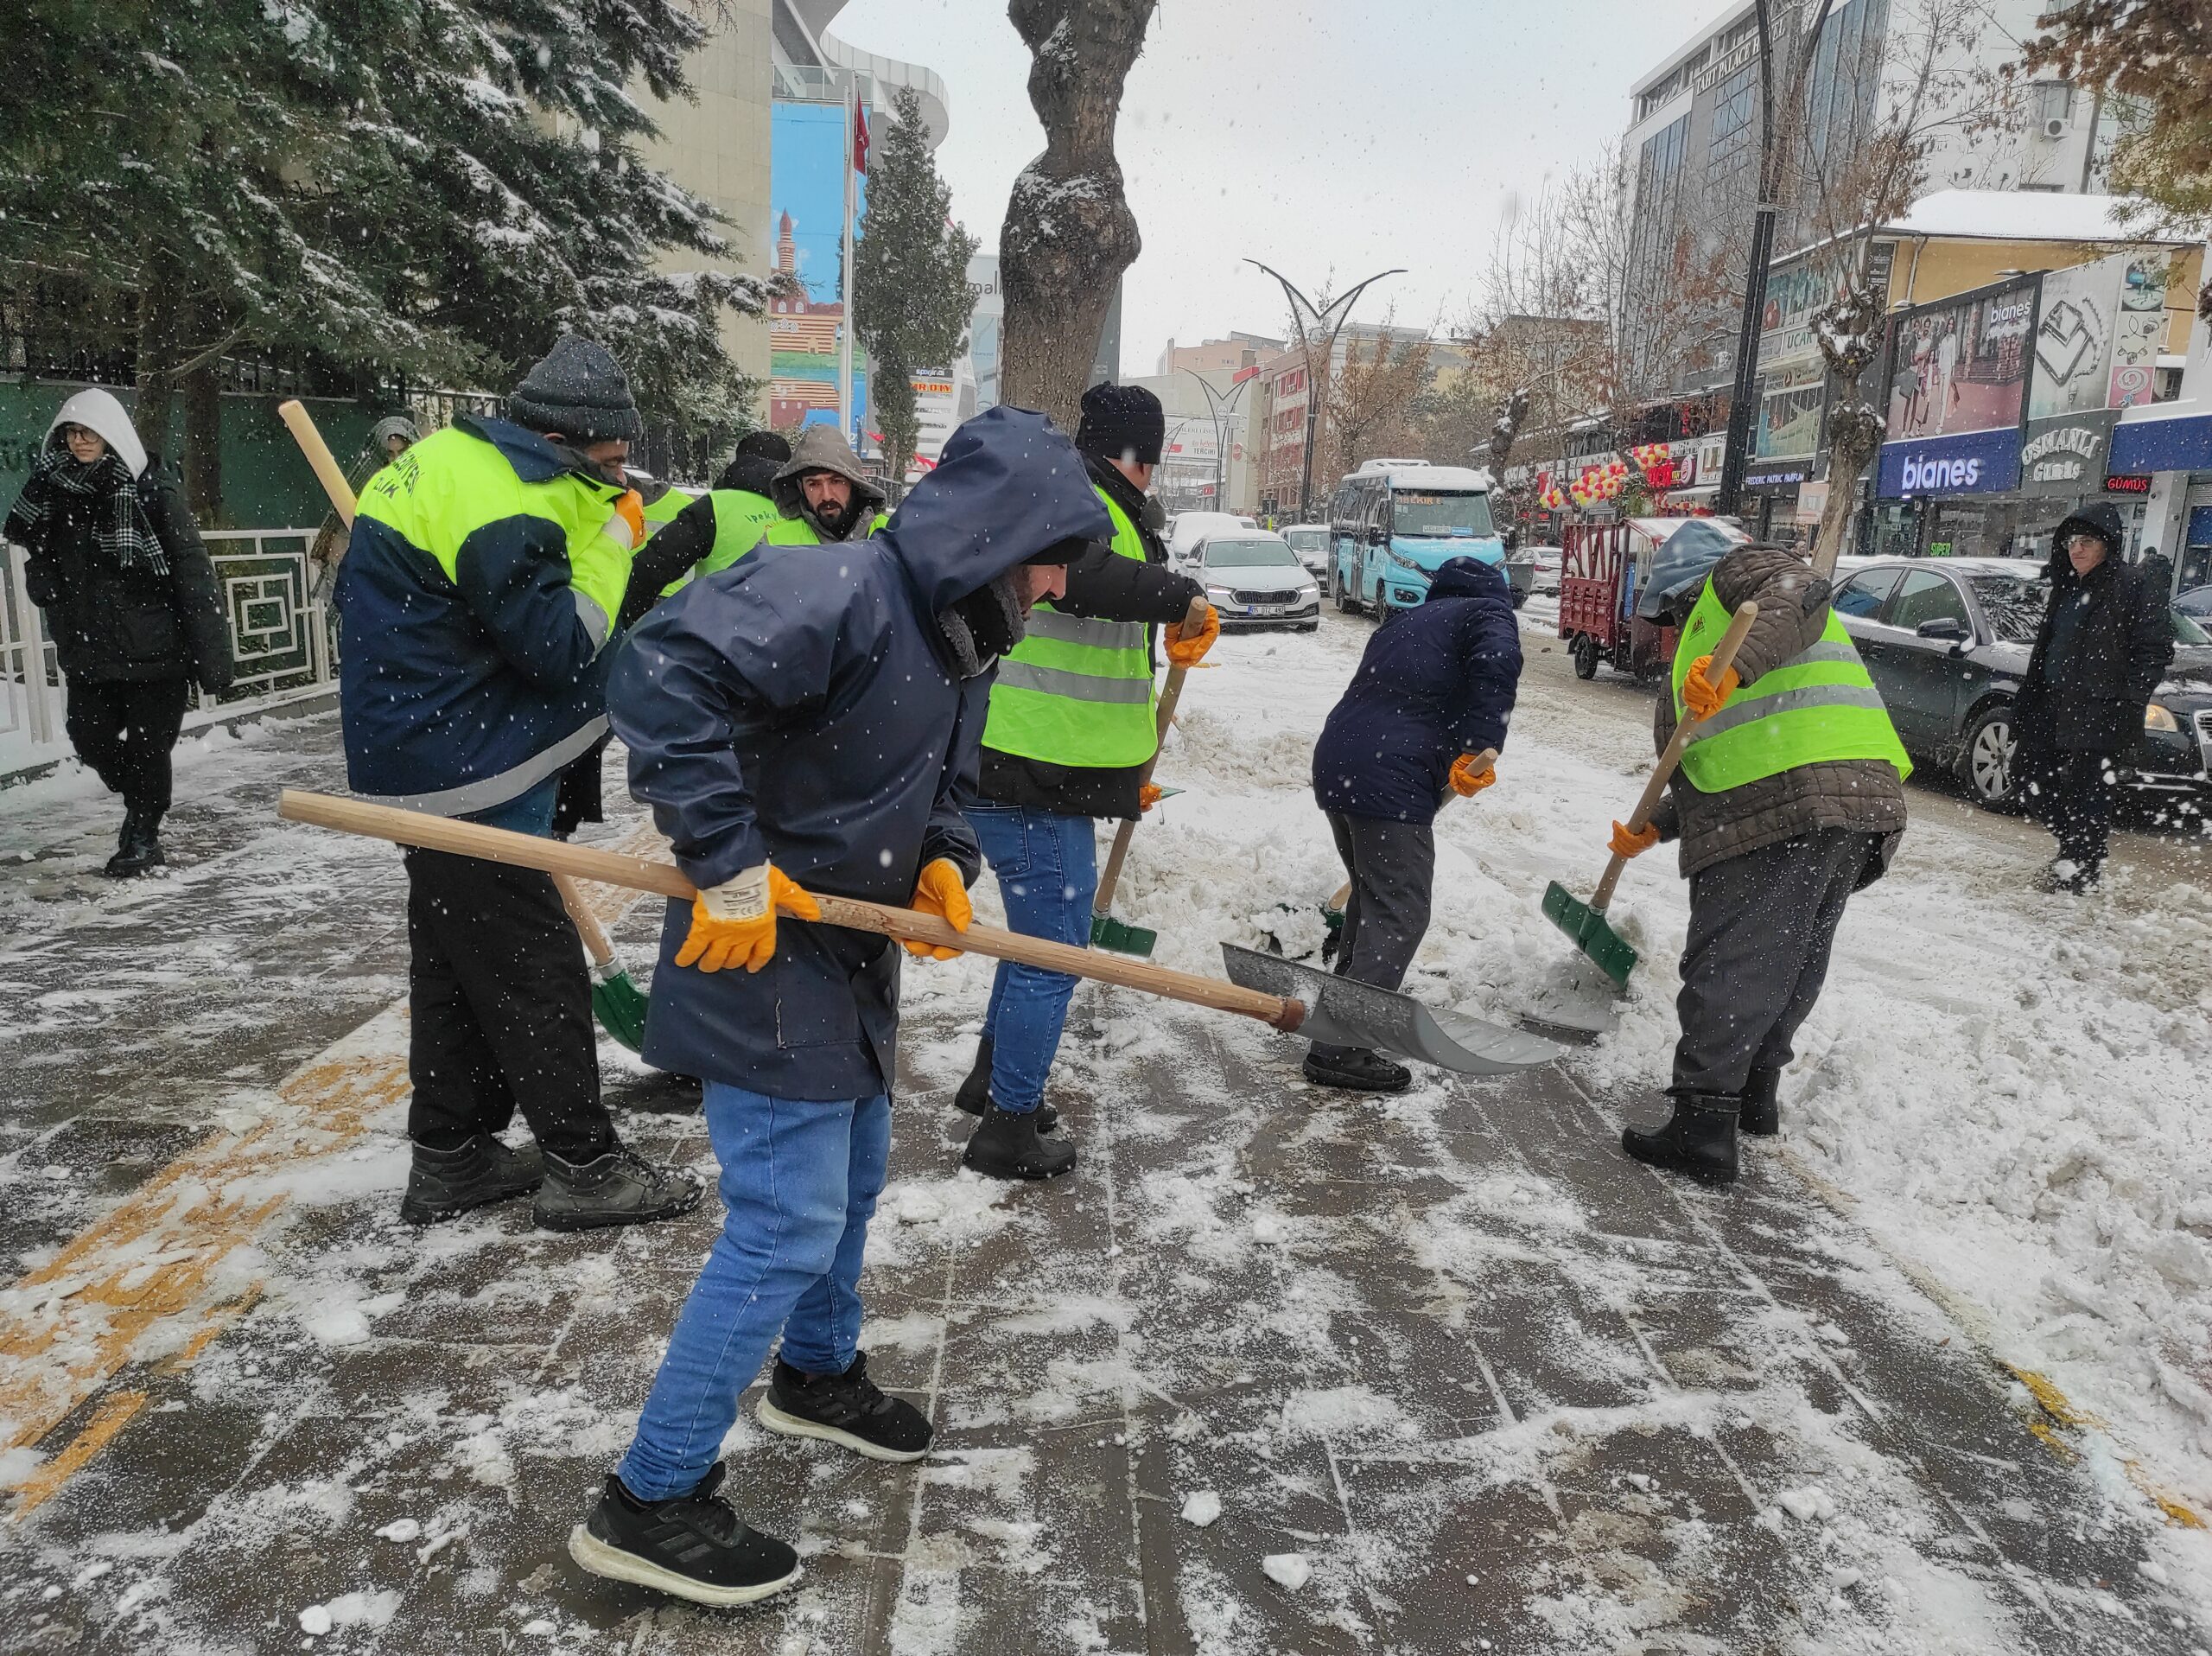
[854,88,979,497]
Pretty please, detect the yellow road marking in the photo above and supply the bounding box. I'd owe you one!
[1,820,662,1518]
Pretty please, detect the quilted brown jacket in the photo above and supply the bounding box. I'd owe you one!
[1649,545,1908,879]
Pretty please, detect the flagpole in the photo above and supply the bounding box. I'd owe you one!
[838,69,857,448]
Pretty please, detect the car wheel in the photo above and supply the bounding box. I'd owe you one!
[1959,704,2017,807]
[1572,634,1599,681]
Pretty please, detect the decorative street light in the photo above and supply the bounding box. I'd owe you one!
[1182,367,1255,516]
[1245,261,1404,523]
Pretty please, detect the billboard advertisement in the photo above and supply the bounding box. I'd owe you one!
[1749,258,1828,478]
[1877,277,2037,498]
[2029,250,2168,420]
[768,101,868,438]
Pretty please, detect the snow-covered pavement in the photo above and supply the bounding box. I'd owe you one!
[1,614,2209,1653]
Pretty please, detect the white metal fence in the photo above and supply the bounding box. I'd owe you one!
[0,528,334,781]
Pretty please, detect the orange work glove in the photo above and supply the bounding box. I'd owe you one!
[609,488,647,551]
[903,857,973,960]
[1164,603,1220,668]
[676,863,821,974]
[1447,754,1497,799]
[1682,655,1740,721]
[1139,782,1164,813]
[1609,820,1662,860]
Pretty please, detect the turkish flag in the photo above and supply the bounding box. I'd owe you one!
[854,99,870,175]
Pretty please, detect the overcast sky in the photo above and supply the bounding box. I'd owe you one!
[835,0,1719,378]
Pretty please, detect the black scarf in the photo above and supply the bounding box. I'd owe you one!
[4,449,166,575]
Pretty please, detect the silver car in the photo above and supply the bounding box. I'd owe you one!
[1193,533,1321,632]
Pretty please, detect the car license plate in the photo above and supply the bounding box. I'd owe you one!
[1243,604,1258,616]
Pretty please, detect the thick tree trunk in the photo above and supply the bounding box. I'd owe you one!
[134,262,181,468]
[1487,385,1530,473]
[997,0,1155,430]
[181,351,224,526]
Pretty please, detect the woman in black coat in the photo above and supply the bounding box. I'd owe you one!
[4,388,232,875]
[2012,501,2173,891]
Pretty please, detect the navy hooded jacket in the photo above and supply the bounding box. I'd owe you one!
[608,407,1111,1099]
[1311,557,1522,825]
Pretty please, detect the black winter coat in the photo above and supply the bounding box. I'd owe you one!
[16,461,232,689]
[1311,557,1521,824]
[608,408,1113,1100]
[976,451,1205,820]
[2016,546,2173,753]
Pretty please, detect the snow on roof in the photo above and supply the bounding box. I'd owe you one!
[1881,190,2196,247]
[1353,460,1494,492]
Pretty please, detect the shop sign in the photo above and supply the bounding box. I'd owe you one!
[2019,409,2120,497]
[1876,425,2022,499]
[1795,479,1828,525]
[2103,472,2152,495]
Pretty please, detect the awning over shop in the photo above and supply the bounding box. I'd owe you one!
[2107,409,2212,475]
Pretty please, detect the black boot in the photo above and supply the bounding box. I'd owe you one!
[962,1104,1076,1180]
[951,1036,1058,1131]
[757,1352,933,1462]
[1301,1044,1411,1094]
[399,1136,545,1224]
[569,1464,800,1608]
[534,1143,703,1231]
[104,811,164,877]
[1739,1067,1781,1137]
[1621,1091,1739,1185]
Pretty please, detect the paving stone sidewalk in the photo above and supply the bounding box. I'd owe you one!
[1,723,2203,1655]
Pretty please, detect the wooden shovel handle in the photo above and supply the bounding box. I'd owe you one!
[554,876,618,968]
[278,789,1306,1032]
[1094,595,1211,918]
[279,400,358,528]
[1589,601,1758,913]
[1328,746,1497,911]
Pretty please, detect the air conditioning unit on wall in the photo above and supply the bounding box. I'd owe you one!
[2044,117,2069,139]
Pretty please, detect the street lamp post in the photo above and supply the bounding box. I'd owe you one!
[1182,367,1254,517]
[1246,262,1403,523]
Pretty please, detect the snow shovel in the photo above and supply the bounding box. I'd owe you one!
[276,400,652,1051]
[1540,600,1759,1001]
[1090,596,1211,957]
[277,790,1564,1078]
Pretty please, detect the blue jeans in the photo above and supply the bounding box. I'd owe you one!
[968,806,1097,1115]
[615,1083,891,1501]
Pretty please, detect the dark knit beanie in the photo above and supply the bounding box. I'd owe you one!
[510,336,642,443]
[1075,382,1165,467]
[715,430,792,494]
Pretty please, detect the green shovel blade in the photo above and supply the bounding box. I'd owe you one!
[590,967,650,1053]
[1541,880,1638,989]
[1089,912,1159,957]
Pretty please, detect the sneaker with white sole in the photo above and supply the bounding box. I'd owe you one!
[569,1463,799,1608]
[756,1352,932,1462]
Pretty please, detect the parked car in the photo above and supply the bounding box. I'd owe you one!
[1523,544,1563,595]
[2176,584,2212,621]
[1281,523,1331,577]
[1167,510,1260,566]
[1831,556,2212,811]
[1191,532,1321,632]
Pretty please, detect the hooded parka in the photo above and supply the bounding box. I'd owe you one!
[4,389,232,690]
[2016,502,2174,753]
[608,407,1111,1100]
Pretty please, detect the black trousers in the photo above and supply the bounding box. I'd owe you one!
[2032,748,2117,877]
[1673,828,1872,1096]
[551,733,613,838]
[65,676,192,821]
[404,846,613,1160]
[1320,811,1435,1055]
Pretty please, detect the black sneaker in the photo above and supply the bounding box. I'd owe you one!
[1301,1045,1411,1094]
[757,1352,933,1462]
[399,1136,544,1224]
[569,1464,799,1608]
[951,1036,1058,1132]
[535,1143,702,1232]
[961,1104,1077,1180]
[1739,1067,1781,1137]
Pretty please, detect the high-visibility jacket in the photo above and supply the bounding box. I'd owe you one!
[1671,579,1911,792]
[696,488,781,576]
[641,485,694,534]
[336,416,633,815]
[982,486,1159,769]
[760,507,890,550]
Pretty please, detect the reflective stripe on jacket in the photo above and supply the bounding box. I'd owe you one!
[980,487,1159,768]
[1671,579,1910,792]
[336,417,632,815]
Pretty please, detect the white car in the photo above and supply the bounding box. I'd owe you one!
[1192,533,1320,632]
[1280,523,1331,576]
[1167,510,1260,567]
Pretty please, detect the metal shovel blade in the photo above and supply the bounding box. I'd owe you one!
[1220,945,1564,1076]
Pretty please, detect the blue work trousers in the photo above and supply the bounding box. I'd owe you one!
[615,1083,891,1501]
[967,806,1098,1114]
